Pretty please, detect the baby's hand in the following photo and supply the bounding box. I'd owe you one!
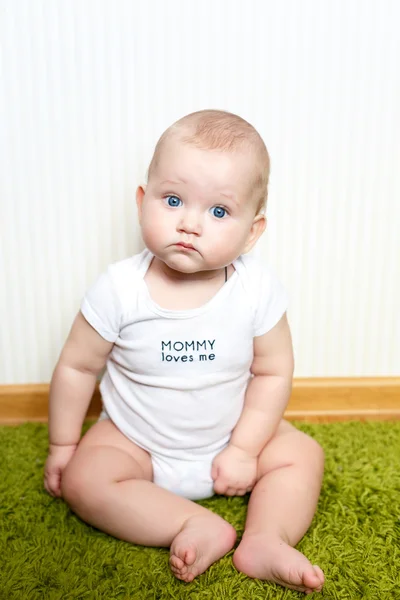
[211,444,258,496]
[44,443,77,498]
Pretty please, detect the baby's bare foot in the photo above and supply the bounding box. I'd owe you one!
[233,533,324,594]
[169,514,236,583]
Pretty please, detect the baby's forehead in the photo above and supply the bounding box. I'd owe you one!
[157,150,253,194]
[157,138,256,176]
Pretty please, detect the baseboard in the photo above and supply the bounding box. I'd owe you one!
[0,378,399,425]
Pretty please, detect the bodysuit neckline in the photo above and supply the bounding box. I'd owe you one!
[137,249,239,320]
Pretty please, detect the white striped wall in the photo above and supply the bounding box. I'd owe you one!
[1,0,399,383]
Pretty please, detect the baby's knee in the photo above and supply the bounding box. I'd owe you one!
[61,449,104,514]
[61,457,90,512]
[295,433,324,475]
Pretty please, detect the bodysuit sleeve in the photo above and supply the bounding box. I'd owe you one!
[253,265,289,337]
[80,269,121,342]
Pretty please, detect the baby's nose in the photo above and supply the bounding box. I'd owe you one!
[178,210,202,235]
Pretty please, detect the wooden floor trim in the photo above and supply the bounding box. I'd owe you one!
[0,377,399,424]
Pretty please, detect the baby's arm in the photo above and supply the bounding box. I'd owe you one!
[230,313,294,456]
[45,312,113,496]
[212,314,294,495]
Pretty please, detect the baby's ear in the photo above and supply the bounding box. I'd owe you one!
[243,214,266,254]
[136,186,146,221]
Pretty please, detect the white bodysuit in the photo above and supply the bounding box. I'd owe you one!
[81,249,288,500]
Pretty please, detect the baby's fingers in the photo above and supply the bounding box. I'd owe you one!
[44,471,61,498]
[211,463,219,481]
[213,477,229,495]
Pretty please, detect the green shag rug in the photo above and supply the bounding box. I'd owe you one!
[1,421,400,599]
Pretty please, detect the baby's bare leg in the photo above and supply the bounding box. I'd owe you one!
[233,420,325,594]
[61,419,236,581]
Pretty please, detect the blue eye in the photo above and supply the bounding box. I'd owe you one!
[165,195,182,207]
[211,206,227,219]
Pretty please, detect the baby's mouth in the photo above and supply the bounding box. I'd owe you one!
[175,242,196,251]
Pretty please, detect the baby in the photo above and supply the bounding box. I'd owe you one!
[44,109,325,594]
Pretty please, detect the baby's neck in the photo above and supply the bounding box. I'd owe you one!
[144,257,230,311]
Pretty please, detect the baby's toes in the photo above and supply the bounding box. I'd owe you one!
[183,546,196,566]
[169,554,188,576]
[170,566,183,578]
[170,555,184,569]
[303,565,324,592]
[311,565,324,590]
[313,565,324,581]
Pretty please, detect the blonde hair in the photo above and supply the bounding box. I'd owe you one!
[147,109,270,213]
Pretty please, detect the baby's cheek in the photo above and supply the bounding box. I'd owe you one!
[211,232,243,260]
[142,215,165,246]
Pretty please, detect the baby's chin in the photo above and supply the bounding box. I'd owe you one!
[157,253,201,274]
[160,254,223,277]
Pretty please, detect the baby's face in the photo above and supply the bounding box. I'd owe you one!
[137,139,265,274]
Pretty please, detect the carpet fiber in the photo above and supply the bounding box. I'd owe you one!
[1,421,400,599]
